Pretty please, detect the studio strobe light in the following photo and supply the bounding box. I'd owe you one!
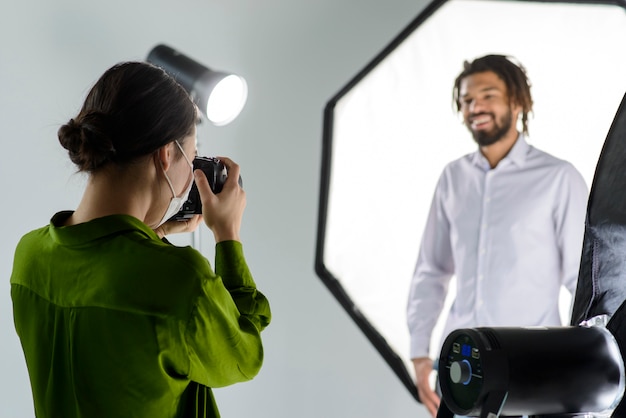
[147,44,247,126]
[437,326,624,417]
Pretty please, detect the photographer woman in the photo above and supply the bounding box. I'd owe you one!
[10,61,271,418]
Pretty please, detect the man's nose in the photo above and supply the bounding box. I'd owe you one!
[469,99,484,113]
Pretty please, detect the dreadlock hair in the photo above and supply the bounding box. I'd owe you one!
[452,54,533,136]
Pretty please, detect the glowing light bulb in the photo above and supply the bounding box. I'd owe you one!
[205,75,248,126]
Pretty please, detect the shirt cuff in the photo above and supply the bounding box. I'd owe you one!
[215,240,255,289]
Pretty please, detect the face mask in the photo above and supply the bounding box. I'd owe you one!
[155,141,194,228]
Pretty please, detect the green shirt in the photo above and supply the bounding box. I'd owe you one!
[10,212,271,418]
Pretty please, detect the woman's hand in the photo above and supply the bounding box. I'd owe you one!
[154,215,203,239]
[194,157,245,242]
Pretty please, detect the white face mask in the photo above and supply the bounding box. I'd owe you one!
[155,141,194,228]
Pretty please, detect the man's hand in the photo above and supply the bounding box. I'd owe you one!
[413,357,440,417]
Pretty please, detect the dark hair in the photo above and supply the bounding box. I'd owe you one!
[452,54,533,136]
[58,62,197,172]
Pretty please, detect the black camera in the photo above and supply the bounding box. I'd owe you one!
[170,156,242,221]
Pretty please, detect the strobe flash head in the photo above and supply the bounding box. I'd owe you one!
[438,326,624,417]
[147,44,248,126]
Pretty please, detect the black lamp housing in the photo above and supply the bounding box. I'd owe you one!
[436,326,624,418]
[147,44,247,126]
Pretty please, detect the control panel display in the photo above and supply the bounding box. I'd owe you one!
[441,333,484,411]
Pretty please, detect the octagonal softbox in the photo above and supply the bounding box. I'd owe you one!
[315,0,626,402]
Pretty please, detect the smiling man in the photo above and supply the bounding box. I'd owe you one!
[406,55,588,417]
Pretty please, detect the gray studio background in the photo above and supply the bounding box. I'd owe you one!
[0,0,429,417]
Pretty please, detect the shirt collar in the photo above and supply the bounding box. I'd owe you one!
[49,211,160,246]
[471,133,529,170]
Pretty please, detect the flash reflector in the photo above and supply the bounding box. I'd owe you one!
[438,327,624,417]
[147,44,247,126]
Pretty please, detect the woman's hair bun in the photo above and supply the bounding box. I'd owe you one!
[57,113,116,172]
[57,61,197,172]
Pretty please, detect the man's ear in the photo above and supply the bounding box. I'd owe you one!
[510,99,523,120]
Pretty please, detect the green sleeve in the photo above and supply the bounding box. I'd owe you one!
[215,241,271,331]
[185,241,271,388]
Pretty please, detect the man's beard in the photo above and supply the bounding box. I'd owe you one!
[468,109,513,147]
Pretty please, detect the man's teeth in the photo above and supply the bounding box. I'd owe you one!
[472,116,490,127]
